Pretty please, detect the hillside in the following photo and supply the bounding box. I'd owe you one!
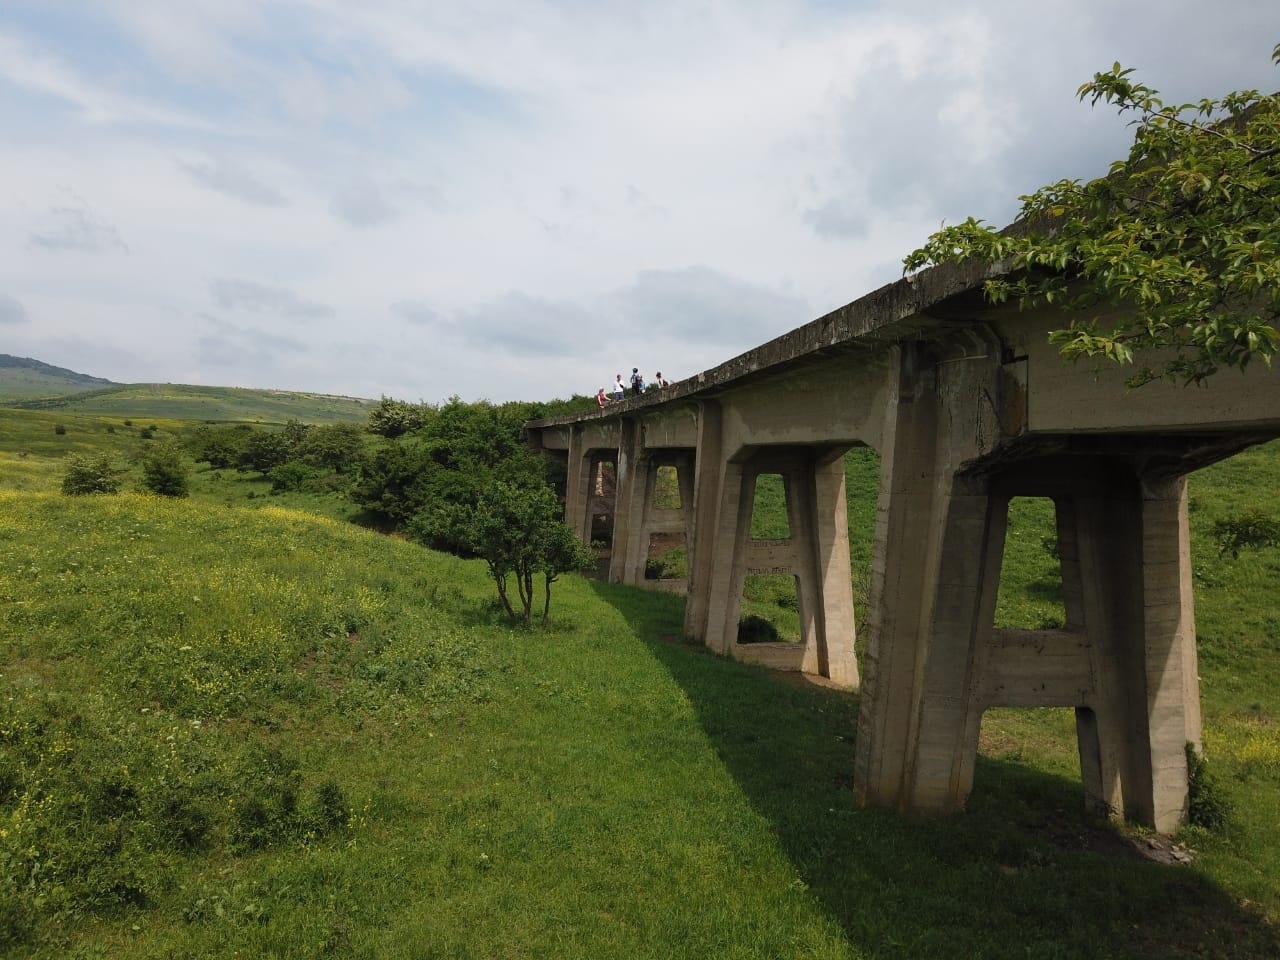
[1,410,1278,957]
[4,376,375,424]
[0,353,118,399]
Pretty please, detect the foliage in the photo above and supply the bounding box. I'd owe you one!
[60,453,123,495]
[355,396,588,624]
[413,479,592,625]
[188,424,255,469]
[238,429,293,476]
[293,421,366,473]
[367,396,429,438]
[350,398,553,530]
[737,614,781,644]
[139,441,191,497]
[1186,743,1233,831]
[1212,509,1280,558]
[905,45,1280,385]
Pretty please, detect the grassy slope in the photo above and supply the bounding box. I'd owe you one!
[5,383,375,424]
[2,420,1279,957]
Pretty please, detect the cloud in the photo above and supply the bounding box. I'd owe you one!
[195,314,310,369]
[28,194,129,253]
[609,266,811,347]
[331,178,396,227]
[0,294,29,324]
[209,278,334,320]
[454,291,595,356]
[178,155,288,207]
[392,300,441,326]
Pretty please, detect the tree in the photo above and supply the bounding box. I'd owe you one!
[140,442,191,497]
[904,45,1280,386]
[411,478,590,625]
[367,397,429,438]
[238,430,292,476]
[294,422,366,474]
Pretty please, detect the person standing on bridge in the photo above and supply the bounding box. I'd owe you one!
[630,367,643,396]
[613,375,626,401]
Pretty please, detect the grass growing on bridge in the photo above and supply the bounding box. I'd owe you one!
[2,411,1279,957]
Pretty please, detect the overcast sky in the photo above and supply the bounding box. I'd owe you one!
[1,1,1276,404]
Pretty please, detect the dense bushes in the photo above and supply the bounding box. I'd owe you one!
[140,442,191,497]
[352,397,590,623]
[61,454,123,495]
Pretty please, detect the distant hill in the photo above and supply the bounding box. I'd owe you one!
[0,356,375,424]
[0,354,119,399]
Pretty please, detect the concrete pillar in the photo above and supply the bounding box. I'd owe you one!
[609,418,646,583]
[903,485,1008,812]
[855,345,948,810]
[700,456,749,656]
[1053,473,1198,832]
[683,401,724,642]
[1142,475,1200,831]
[564,426,588,541]
[808,452,859,687]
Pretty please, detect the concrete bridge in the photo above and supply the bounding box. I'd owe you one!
[525,259,1280,832]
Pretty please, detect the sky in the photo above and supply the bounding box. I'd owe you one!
[1,1,1277,404]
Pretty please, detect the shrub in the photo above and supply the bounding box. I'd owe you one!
[140,442,190,497]
[1212,510,1280,558]
[60,454,123,495]
[737,614,780,644]
[268,461,321,493]
[1186,743,1232,831]
[53,423,66,435]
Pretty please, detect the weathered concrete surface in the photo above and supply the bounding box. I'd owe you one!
[526,258,1279,833]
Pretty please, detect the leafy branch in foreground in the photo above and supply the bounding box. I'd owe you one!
[904,44,1280,386]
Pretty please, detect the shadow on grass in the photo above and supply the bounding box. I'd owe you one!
[590,579,1280,960]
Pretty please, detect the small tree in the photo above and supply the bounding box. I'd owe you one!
[905,45,1280,386]
[414,480,590,625]
[61,454,123,495]
[140,442,190,497]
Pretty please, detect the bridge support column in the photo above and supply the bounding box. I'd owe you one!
[564,426,588,541]
[1057,475,1199,832]
[615,450,695,589]
[609,419,644,583]
[855,354,1203,831]
[689,444,856,685]
[684,401,724,642]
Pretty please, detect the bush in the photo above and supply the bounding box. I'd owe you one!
[53,423,66,435]
[1187,743,1232,831]
[60,454,123,495]
[1212,510,1280,558]
[140,442,190,497]
[737,614,780,644]
[268,461,321,493]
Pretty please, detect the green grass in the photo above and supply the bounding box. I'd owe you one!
[5,382,375,424]
[2,421,1280,957]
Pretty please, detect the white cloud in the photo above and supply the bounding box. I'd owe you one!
[0,293,29,325]
[28,193,129,254]
[178,156,288,207]
[209,278,335,321]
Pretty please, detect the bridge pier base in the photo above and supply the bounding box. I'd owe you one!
[855,451,1201,832]
[686,444,858,687]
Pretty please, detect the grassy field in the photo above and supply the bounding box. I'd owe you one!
[6,382,375,424]
[2,409,1279,957]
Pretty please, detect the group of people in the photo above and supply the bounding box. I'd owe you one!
[597,368,669,407]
